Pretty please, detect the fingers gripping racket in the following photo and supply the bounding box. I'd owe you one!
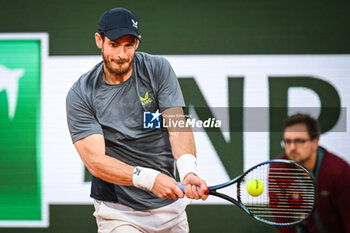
[178,159,317,226]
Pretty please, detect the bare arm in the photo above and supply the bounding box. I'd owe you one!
[74,133,184,200]
[162,107,196,160]
[74,134,134,185]
[163,107,208,200]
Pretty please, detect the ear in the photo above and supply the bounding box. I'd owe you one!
[135,35,141,49]
[95,33,103,49]
[312,138,319,150]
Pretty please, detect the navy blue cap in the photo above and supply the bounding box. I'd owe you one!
[98,8,141,42]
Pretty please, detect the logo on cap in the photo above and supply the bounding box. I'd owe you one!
[131,19,138,29]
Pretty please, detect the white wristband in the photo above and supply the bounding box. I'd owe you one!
[132,166,160,190]
[176,154,197,182]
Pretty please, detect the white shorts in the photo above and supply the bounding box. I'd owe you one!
[93,198,192,233]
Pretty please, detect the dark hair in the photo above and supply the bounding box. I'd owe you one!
[283,114,320,140]
[99,33,106,41]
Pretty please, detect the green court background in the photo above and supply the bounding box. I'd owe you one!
[0,41,41,220]
[1,0,349,232]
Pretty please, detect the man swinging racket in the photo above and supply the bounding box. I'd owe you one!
[66,8,208,233]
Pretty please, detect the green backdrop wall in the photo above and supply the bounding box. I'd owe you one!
[2,0,350,55]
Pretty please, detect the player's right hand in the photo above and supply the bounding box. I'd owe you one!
[151,173,184,200]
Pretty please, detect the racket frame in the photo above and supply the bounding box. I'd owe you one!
[206,159,317,226]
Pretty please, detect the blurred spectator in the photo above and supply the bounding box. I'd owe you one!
[276,113,350,233]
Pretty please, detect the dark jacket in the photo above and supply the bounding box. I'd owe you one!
[277,147,350,233]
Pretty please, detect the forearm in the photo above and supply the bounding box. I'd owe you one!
[74,134,160,190]
[88,153,134,185]
[163,107,196,159]
[85,152,160,191]
[169,130,196,160]
[74,136,134,185]
[163,107,198,182]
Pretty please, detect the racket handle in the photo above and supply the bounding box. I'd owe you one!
[177,185,209,195]
[178,184,187,192]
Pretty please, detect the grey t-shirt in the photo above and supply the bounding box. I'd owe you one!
[66,52,185,210]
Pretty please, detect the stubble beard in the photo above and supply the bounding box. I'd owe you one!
[102,49,133,76]
[287,148,313,164]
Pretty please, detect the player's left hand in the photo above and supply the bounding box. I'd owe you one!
[182,173,208,200]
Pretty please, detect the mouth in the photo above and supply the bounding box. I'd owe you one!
[288,152,299,158]
[112,59,129,65]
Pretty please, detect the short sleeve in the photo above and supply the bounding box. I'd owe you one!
[66,88,103,143]
[155,57,185,112]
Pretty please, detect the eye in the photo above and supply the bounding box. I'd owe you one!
[284,140,292,145]
[111,43,118,48]
[295,139,308,145]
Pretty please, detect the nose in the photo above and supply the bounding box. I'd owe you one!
[116,46,127,60]
[289,142,297,150]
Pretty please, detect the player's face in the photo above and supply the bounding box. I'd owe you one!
[99,35,138,76]
[283,123,318,165]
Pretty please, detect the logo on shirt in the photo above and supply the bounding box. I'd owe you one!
[140,91,152,106]
[320,190,330,197]
[143,110,161,129]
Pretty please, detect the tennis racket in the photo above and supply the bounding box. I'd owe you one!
[178,159,317,226]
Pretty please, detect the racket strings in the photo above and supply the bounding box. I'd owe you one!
[239,164,316,225]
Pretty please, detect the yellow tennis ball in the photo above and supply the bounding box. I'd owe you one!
[246,179,264,197]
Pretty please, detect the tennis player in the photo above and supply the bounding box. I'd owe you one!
[277,114,350,233]
[66,8,207,233]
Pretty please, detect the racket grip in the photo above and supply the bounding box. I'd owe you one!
[177,185,209,195]
[178,184,187,192]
